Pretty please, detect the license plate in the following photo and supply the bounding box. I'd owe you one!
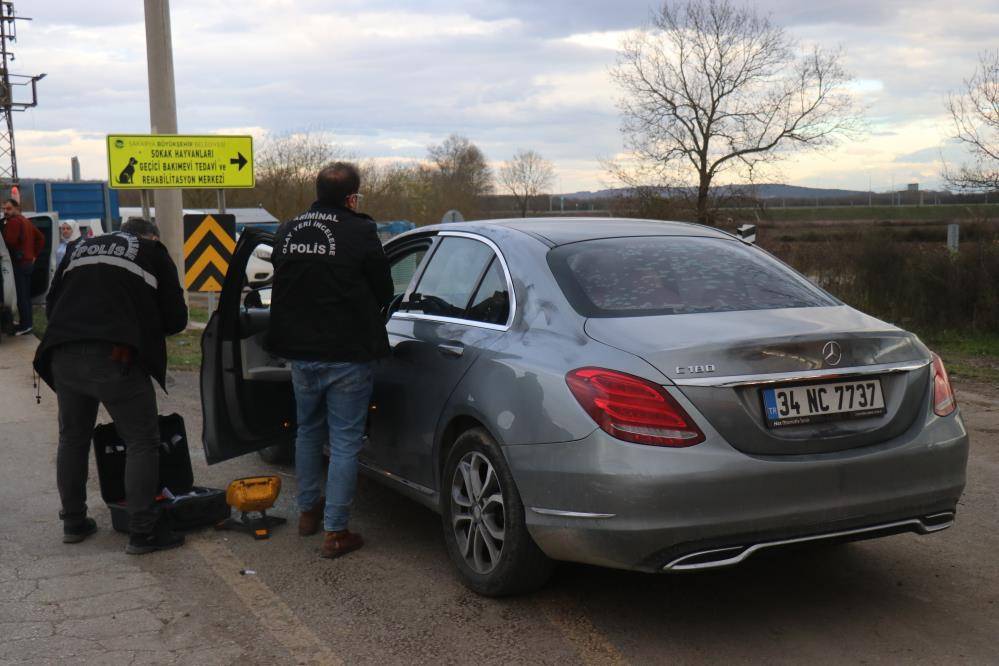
[761,378,886,428]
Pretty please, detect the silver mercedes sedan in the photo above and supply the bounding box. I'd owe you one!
[201,218,969,596]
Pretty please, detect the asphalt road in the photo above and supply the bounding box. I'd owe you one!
[1,334,997,664]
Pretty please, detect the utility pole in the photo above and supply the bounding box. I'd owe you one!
[0,1,44,197]
[143,0,184,283]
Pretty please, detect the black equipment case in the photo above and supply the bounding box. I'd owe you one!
[93,413,229,533]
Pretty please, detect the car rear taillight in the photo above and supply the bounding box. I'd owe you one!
[566,367,704,447]
[931,353,957,417]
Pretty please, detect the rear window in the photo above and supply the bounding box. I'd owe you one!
[548,236,837,317]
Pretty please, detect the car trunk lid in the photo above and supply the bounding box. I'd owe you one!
[585,306,931,455]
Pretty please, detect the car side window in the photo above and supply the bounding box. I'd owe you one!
[405,237,494,319]
[465,257,510,325]
[389,245,429,298]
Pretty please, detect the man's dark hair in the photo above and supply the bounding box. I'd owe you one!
[4,198,20,209]
[316,162,361,206]
[122,217,161,239]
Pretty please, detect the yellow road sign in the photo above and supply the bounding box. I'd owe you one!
[184,214,236,292]
[107,134,254,189]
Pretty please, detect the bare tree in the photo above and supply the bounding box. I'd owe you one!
[499,150,556,217]
[360,161,435,225]
[426,134,493,218]
[611,0,860,224]
[947,51,999,191]
[253,131,348,221]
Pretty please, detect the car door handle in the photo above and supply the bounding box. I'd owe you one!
[437,343,464,358]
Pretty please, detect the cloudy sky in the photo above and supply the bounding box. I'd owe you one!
[10,0,999,192]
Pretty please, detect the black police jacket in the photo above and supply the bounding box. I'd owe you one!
[265,203,394,362]
[33,232,188,389]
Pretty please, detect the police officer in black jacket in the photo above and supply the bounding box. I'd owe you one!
[34,218,188,553]
[266,162,393,559]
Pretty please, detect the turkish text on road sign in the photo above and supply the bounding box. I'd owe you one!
[107,135,254,189]
[183,214,236,292]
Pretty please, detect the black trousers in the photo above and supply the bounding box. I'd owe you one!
[51,342,160,534]
[13,262,33,329]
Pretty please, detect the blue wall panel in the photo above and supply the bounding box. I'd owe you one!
[33,182,120,224]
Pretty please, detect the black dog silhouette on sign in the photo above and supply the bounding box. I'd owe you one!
[118,157,138,184]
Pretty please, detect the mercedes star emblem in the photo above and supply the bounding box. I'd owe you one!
[822,341,843,366]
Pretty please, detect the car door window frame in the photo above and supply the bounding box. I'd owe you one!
[393,231,516,331]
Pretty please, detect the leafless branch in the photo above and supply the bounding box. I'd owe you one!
[946,50,999,191]
[611,0,862,224]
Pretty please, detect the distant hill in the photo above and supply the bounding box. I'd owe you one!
[562,183,870,200]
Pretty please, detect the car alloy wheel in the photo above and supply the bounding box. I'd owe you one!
[441,427,553,596]
[450,451,505,574]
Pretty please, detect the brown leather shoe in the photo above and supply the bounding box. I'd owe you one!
[298,498,325,537]
[320,530,364,559]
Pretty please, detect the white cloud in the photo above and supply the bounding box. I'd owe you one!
[16,129,109,180]
[559,30,632,51]
[8,0,999,192]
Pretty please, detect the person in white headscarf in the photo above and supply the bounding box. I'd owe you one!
[54,220,80,266]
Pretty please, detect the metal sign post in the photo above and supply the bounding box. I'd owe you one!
[947,224,960,253]
[140,189,151,221]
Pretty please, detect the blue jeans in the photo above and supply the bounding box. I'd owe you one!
[291,360,374,532]
[13,262,32,330]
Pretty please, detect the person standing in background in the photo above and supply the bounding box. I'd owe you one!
[54,220,81,267]
[2,198,44,335]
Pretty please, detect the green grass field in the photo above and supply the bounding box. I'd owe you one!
[919,330,999,385]
[188,305,210,324]
[166,328,204,370]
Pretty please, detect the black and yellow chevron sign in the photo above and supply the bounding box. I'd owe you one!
[183,213,236,292]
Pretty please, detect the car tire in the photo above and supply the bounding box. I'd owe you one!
[441,427,553,597]
[257,443,293,465]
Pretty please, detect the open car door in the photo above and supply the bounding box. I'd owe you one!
[201,228,295,464]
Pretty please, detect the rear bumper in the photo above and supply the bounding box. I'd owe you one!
[503,410,968,573]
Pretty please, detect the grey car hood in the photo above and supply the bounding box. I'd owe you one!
[584,305,926,383]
